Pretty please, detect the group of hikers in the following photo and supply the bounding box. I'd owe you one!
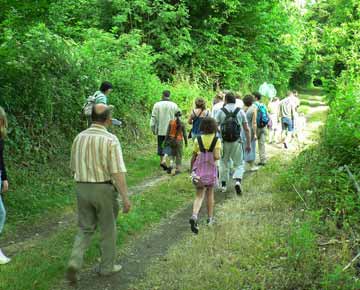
[150,89,303,234]
[0,81,304,286]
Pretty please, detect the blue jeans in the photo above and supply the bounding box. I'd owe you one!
[282,117,294,132]
[0,180,5,234]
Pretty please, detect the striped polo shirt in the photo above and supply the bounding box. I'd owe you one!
[71,124,126,183]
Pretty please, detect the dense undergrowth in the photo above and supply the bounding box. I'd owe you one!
[275,1,360,283]
[284,0,360,233]
[0,1,306,223]
[0,0,304,161]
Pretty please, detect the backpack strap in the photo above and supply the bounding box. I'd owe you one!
[222,107,240,118]
[197,136,206,153]
[208,137,219,153]
[221,107,230,117]
[233,107,241,116]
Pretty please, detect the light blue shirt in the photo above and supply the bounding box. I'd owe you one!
[94,91,108,105]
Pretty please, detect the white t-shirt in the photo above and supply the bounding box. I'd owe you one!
[150,100,179,136]
[211,101,224,118]
[235,99,244,109]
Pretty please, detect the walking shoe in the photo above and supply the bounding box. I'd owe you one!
[167,166,173,174]
[257,162,266,166]
[160,163,168,171]
[284,142,288,149]
[189,217,199,234]
[207,217,215,226]
[66,266,79,285]
[0,249,10,265]
[235,181,242,196]
[221,182,227,193]
[250,165,259,172]
[98,264,123,276]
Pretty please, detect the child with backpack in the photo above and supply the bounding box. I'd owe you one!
[188,98,210,140]
[164,111,188,175]
[190,117,221,234]
[268,97,281,144]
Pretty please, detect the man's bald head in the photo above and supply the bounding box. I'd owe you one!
[91,104,112,124]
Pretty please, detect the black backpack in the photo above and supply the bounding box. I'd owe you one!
[220,107,241,142]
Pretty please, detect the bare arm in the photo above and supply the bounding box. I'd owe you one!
[150,105,158,134]
[213,148,221,161]
[190,152,197,171]
[243,122,251,152]
[164,123,171,143]
[111,172,131,213]
[252,110,258,137]
[182,124,188,146]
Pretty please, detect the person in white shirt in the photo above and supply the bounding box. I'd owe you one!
[290,90,300,132]
[268,97,281,144]
[150,91,179,169]
[235,92,244,109]
[280,91,297,149]
[216,92,251,195]
[211,92,225,119]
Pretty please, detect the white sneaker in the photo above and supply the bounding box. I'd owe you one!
[221,186,227,193]
[99,264,122,276]
[250,166,259,172]
[0,249,11,265]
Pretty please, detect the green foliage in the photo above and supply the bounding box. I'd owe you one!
[0,24,165,158]
[0,0,306,161]
[286,223,318,277]
[292,0,360,88]
[287,0,360,235]
[321,266,360,290]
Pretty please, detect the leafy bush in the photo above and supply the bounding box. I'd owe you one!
[0,24,163,158]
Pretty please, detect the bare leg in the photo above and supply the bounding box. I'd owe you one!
[192,188,206,216]
[206,187,215,218]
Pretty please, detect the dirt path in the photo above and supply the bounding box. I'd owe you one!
[53,94,327,290]
[1,174,171,255]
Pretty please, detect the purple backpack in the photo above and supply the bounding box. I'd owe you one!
[192,136,218,187]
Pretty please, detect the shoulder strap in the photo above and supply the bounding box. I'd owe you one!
[197,136,206,153]
[221,107,230,116]
[197,109,204,117]
[192,109,202,123]
[208,137,219,153]
[233,107,241,116]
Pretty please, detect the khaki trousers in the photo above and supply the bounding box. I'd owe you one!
[220,141,245,183]
[68,183,120,274]
[256,128,267,163]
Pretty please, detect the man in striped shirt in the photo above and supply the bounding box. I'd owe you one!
[67,104,131,285]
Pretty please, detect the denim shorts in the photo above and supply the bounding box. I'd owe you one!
[282,117,294,132]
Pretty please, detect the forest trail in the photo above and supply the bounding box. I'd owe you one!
[55,92,327,290]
